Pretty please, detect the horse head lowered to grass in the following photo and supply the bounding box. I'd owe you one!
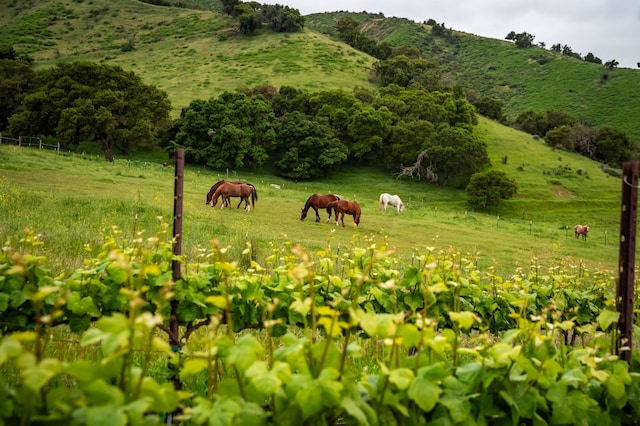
[326,199,361,227]
[300,193,340,222]
[206,181,257,212]
[379,193,404,212]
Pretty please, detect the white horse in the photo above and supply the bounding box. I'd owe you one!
[379,193,404,212]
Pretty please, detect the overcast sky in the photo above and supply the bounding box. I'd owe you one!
[276,0,639,69]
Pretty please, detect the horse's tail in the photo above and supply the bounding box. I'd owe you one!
[250,185,257,207]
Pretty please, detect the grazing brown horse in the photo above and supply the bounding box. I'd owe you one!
[300,194,340,222]
[206,180,257,209]
[207,182,257,212]
[327,200,361,227]
[574,224,589,240]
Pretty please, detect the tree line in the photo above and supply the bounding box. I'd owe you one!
[220,0,305,35]
[0,44,492,186]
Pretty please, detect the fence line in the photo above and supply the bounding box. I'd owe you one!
[0,132,59,152]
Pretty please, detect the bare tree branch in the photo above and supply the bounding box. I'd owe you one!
[395,149,439,184]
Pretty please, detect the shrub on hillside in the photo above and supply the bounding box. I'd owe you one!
[466,169,518,209]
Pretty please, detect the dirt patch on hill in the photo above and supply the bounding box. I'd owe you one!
[550,184,576,198]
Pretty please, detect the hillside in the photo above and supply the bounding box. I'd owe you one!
[0,0,376,114]
[304,12,640,143]
[2,1,639,144]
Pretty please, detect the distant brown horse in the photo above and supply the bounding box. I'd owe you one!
[327,200,361,227]
[206,180,257,209]
[300,194,340,222]
[207,182,257,212]
[574,224,589,240]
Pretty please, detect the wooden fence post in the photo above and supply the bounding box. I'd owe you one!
[617,161,638,364]
[167,148,184,424]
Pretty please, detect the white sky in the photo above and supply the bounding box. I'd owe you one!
[277,0,639,69]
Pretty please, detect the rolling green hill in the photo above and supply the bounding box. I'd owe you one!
[0,0,377,114]
[304,12,640,142]
[2,0,638,143]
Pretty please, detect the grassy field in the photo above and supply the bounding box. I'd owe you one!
[0,115,625,279]
[0,0,632,280]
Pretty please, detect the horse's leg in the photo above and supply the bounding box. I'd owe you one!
[314,207,321,223]
[244,196,250,212]
[340,212,345,227]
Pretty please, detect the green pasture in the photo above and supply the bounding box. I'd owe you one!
[0,115,625,278]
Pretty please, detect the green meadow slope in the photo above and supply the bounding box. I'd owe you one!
[0,0,376,114]
[0,115,624,276]
[304,12,640,142]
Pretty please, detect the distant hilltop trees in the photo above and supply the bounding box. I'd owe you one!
[220,0,305,35]
[505,30,632,70]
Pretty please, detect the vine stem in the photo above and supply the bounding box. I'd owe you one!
[133,331,153,400]
[316,311,337,378]
[377,342,396,418]
[309,273,317,345]
[338,327,352,379]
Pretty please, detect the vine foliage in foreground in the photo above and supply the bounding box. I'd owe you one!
[0,225,639,424]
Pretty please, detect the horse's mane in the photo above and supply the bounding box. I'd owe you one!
[303,194,316,212]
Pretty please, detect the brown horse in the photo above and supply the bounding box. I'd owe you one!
[206,180,257,209]
[327,200,361,227]
[574,224,589,240]
[208,182,257,212]
[300,194,340,222]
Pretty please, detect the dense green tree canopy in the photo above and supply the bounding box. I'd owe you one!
[596,127,631,167]
[273,111,347,179]
[426,125,490,187]
[8,61,171,161]
[472,96,503,121]
[372,56,441,91]
[514,107,633,168]
[466,170,518,209]
[172,91,275,169]
[0,58,38,130]
[545,125,573,150]
[261,4,305,33]
[514,109,548,136]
